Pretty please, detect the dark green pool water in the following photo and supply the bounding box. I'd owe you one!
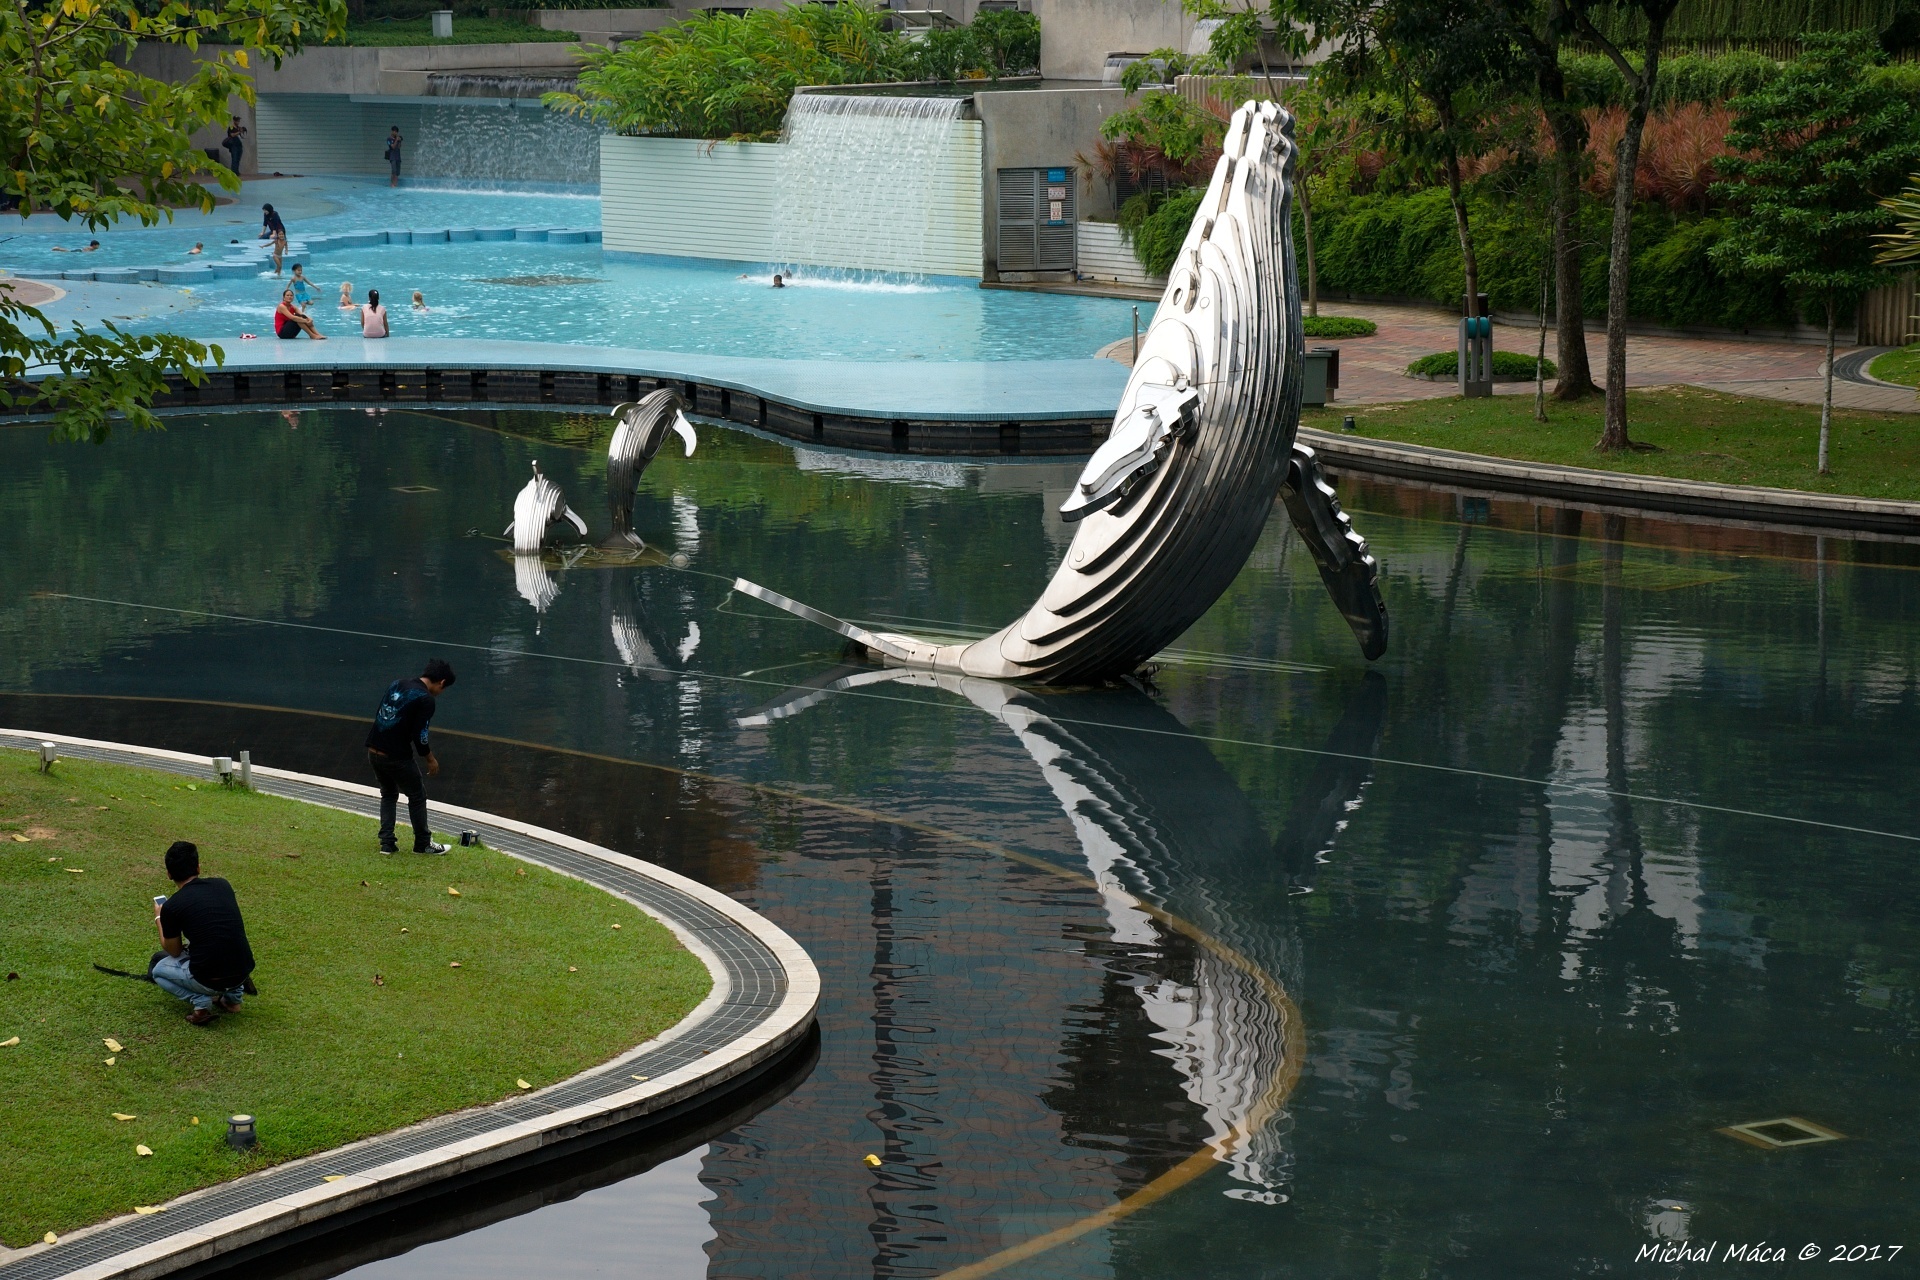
[3,409,1915,1277]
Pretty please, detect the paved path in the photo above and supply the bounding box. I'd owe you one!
[1105,301,1920,414]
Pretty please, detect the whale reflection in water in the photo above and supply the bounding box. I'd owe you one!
[739,669,1386,1197]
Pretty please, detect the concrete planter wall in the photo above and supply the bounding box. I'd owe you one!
[600,129,984,277]
[1076,220,1162,288]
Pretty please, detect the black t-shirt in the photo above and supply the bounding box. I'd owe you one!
[158,877,256,988]
[366,677,436,757]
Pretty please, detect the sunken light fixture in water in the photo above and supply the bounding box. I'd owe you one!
[770,93,973,279]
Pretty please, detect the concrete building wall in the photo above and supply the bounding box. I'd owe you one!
[1031,0,1194,81]
[255,95,416,176]
[973,86,1125,277]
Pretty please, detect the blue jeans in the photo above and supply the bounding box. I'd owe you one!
[152,952,243,1012]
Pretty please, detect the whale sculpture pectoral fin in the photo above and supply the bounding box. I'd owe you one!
[1061,382,1199,523]
[561,506,589,536]
[672,411,698,457]
[1281,444,1389,661]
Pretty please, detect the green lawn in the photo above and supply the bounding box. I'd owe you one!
[1303,387,1920,501]
[1868,344,1920,388]
[322,18,580,45]
[0,754,709,1248]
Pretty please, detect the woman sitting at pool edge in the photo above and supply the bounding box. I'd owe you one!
[274,289,325,341]
[361,289,390,338]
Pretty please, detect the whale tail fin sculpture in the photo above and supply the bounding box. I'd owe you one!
[606,390,698,549]
[504,460,587,554]
[737,100,1386,681]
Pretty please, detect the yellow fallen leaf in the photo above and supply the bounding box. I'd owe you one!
[135,1144,153,1157]
[65,868,85,874]
[516,1079,531,1090]
[0,1036,18,1048]
[611,923,621,930]
[568,966,577,973]
[112,1112,136,1121]
[185,784,196,791]
[104,1056,116,1066]
[43,1231,57,1244]
[322,1175,345,1183]
[9,834,28,843]
[863,1153,882,1168]
[400,928,409,934]
[47,855,58,861]
[630,1074,649,1082]
[447,887,460,897]
[104,1038,123,1053]
[449,961,462,968]
[191,1116,200,1125]
[133,1205,164,1214]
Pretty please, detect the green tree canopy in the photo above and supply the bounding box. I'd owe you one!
[3,0,347,440]
[1711,31,1920,472]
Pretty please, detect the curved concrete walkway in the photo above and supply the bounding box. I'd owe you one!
[0,730,818,1280]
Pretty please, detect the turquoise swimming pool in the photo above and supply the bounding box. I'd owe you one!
[1,176,1147,363]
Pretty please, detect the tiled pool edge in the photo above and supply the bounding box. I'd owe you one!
[0,730,819,1280]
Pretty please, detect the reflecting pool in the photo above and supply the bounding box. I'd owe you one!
[2,409,1916,1276]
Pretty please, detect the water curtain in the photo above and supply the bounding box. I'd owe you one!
[413,102,602,186]
[770,93,972,279]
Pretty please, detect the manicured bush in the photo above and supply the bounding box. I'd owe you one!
[1122,187,1205,276]
[1407,350,1559,378]
[1301,315,1378,337]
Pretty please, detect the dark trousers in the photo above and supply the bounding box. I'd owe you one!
[224,139,242,172]
[369,751,430,851]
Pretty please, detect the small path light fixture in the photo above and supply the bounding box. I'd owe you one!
[227,1114,257,1151]
[39,741,56,773]
[239,750,252,790]
[213,757,236,787]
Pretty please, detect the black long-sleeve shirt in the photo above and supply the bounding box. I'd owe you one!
[366,677,436,757]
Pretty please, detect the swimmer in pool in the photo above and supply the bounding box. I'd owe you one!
[412,290,427,311]
[772,274,784,288]
[339,281,356,308]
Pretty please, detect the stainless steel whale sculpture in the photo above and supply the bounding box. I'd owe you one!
[606,389,698,549]
[504,460,588,555]
[735,100,1388,683]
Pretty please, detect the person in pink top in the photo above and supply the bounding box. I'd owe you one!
[361,289,390,338]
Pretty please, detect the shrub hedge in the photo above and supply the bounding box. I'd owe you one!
[1302,315,1378,337]
[1407,350,1560,378]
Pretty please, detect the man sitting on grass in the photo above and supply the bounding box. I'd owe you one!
[153,841,256,1027]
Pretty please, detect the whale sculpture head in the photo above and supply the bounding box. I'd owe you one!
[504,459,588,555]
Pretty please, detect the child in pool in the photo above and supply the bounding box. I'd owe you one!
[339,281,356,309]
[289,264,315,307]
[411,290,427,311]
[189,243,204,255]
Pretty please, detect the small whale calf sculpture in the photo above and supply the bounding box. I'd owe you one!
[503,460,588,554]
[606,390,698,549]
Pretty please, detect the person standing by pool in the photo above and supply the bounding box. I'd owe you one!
[274,289,326,340]
[365,659,456,855]
[385,125,404,187]
[260,203,287,276]
[361,288,390,338]
[224,116,247,174]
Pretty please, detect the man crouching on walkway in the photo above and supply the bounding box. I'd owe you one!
[154,841,256,1027]
[367,657,456,855]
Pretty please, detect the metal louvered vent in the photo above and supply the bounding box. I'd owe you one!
[997,166,1075,274]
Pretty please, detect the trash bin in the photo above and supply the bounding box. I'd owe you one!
[1303,348,1338,407]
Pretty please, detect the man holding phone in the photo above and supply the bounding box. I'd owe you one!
[152,841,256,1027]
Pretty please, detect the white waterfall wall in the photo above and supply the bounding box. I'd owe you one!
[769,94,983,278]
[413,104,602,185]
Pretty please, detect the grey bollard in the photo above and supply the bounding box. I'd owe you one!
[1458,315,1493,399]
[239,750,253,791]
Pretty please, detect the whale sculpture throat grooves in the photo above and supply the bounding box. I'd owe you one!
[740,100,1386,682]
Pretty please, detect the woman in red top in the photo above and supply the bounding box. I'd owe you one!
[274,289,326,340]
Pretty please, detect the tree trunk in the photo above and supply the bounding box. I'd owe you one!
[1300,181,1319,317]
[1543,102,1596,400]
[1443,147,1480,311]
[1593,13,1668,453]
[1536,262,1549,422]
[1820,296,1835,474]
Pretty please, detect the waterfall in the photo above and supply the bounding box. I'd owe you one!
[769,93,975,279]
[411,103,602,186]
